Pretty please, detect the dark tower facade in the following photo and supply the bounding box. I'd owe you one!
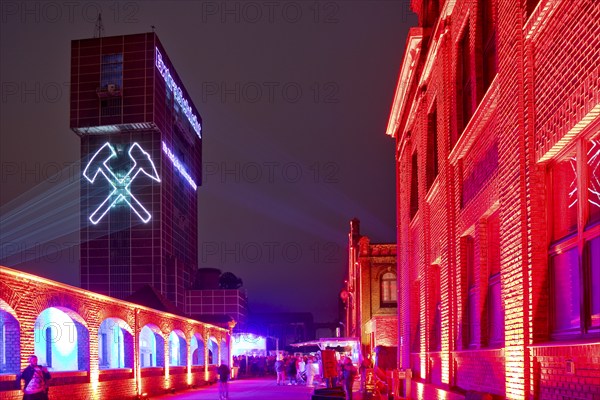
[70,32,202,310]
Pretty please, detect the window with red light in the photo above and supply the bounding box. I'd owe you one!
[481,0,497,93]
[464,236,478,348]
[411,281,421,355]
[426,104,439,193]
[526,0,541,19]
[454,23,473,147]
[424,0,440,28]
[548,132,600,338]
[410,150,419,219]
[429,264,442,352]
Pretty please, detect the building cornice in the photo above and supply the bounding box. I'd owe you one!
[386,29,424,138]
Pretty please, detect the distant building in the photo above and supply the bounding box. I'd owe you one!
[187,268,248,327]
[70,32,202,310]
[341,219,397,357]
[242,312,315,353]
[387,0,599,398]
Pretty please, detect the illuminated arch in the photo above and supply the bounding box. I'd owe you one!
[0,299,20,373]
[98,318,134,369]
[168,330,187,367]
[34,307,89,371]
[190,333,205,366]
[207,336,219,365]
[220,338,229,366]
[139,324,164,368]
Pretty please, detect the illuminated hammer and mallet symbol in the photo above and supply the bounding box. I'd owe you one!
[83,142,160,224]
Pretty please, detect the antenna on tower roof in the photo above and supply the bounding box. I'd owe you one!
[93,13,104,38]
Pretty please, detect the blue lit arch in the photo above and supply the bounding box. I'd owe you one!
[220,338,229,366]
[207,336,219,365]
[98,317,134,369]
[34,307,89,371]
[0,299,20,373]
[139,324,164,368]
[168,330,187,367]
[190,333,205,366]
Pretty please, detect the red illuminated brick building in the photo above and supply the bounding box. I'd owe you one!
[70,33,202,310]
[387,0,599,398]
[342,219,398,356]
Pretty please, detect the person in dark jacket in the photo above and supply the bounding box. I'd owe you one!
[341,357,357,400]
[286,357,297,385]
[274,354,285,385]
[217,363,230,400]
[19,355,51,400]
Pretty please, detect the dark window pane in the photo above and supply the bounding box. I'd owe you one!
[468,291,477,346]
[488,276,504,345]
[488,212,501,275]
[410,151,419,219]
[588,236,600,328]
[427,107,438,191]
[552,248,581,332]
[482,0,497,91]
[552,154,578,240]
[466,236,475,287]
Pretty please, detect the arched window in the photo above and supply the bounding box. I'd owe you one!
[0,301,20,374]
[168,330,187,366]
[220,338,229,366]
[98,318,133,369]
[207,337,219,365]
[380,272,397,306]
[34,307,89,371]
[191,334,205,366]
[139,325,164,368]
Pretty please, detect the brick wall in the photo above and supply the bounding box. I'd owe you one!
[388,0,600,399]
[354,235,397,354]
[0,266,228,400]
[531,344,600,400]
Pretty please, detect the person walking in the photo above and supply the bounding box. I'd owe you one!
[359,354,373,392]
[274,354,285,385]
[286,356,297,385]
[341,357,357,400]
[217,363,230,400]
[19,355,51,400]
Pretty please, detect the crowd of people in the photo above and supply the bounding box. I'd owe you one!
[232,353,323,386]
[233,352,367,400]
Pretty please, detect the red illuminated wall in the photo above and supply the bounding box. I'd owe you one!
[387,0,599,398]
[0,266,227,400]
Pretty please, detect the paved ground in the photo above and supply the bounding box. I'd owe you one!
[151,377,323,400]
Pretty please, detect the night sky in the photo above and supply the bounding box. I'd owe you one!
[0,1,416,323]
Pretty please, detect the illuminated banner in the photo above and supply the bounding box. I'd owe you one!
[321,350,338,378]
[155,48,202,139]
[162,141,197,191]
[83,142,160,224]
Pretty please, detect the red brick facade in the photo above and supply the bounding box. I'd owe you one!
[387,0,599,398]
[0,266,229,400]
[344,220,398,357]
